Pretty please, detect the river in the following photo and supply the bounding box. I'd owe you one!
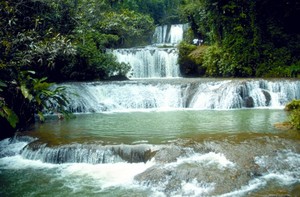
[1,78,300,196]
[0,24,299,197]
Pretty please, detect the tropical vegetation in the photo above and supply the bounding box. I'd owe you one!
[0,0,156,138]
[178,0,300,78]
[285,100,300,130]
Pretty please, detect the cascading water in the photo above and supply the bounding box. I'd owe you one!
[112,24,188,78]
[152,24,189,45]
[1,134,300,196]
[1,22,300,197]
[112,47,179,78]
[59,79,300,113]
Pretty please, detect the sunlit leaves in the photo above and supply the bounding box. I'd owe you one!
[0,80,19,128]
[0,105,19,128]
[285,100,300,130]
[98,9,155,47]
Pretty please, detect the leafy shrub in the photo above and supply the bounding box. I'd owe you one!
[202,44,223,77]
[290,110,300,130]
[285,100,300,111]
[285,100,300,130]
[289,62,300,78]
[177,42,203,76]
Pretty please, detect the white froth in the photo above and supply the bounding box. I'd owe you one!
[179,179,215,196]
[167,152,235,169]
[0,155,56,169]
[0,138,29,155]
[219,178,266,197]
[62,161,155,189]
[255,150,300,185]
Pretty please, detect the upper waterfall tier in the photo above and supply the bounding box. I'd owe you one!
[111,24,188,78]
[152,24,189,45]
[112,47,179,78]
[55,79,300,113]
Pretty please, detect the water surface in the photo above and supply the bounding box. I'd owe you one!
[29,109,288,145]
[1,109,299,197]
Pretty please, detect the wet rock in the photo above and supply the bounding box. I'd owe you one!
[21,143,155,164]
[184,82,200,108]
[153,145,190,163]
[291,184,300,197]
[262,90,271,106]
[112,145,155,163]
[245,96,254,108]
[274,122,293,131]
[134,165,173,187]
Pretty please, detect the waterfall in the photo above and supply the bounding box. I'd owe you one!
[21,142,153,164]
[59,79,300,113]
[112,47,179,78]
[152,24,189,45]
[112,24,188,78]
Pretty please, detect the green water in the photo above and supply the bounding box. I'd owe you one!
[1,109,299,197]
[29,109,288,145]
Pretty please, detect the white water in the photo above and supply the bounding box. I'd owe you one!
[0,138,155,191]
[152,24,189,45]
[112,47,179,78]
[58,79,300,113]
[1,126,300,196]
[2,23,300,196]
[112,24,188,78]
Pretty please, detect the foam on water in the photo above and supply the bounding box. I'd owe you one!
[0,155,57,169]
[166,152,235,169]
[0,136,35,157]
[0,138,156,192]
[255,150,300,185]
[1,133,299,196]
[219,178,266,197]
[62,161,155,189]
[219,150,300,197]
[177,179,215,197]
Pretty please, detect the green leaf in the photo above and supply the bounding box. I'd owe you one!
[20,84,33,101]
[0,81,7,87]
[2,106,19,128]
[34,81,51,91]
[37,111,45,122]
[26,70,36,75]
[0,81,7,92]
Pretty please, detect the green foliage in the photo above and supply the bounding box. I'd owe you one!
[17,71,71,121]
[0,105,19,128]
[202,44,223,77]
[0,0,73,132]
[98,9,155,47]
[178,42,197,76]
[178,42,208,76]
[290,110,300,130]
[285,100,300,111]
[285,100,300,130]
[289,62,300,78]
[0,81,19,128]
[179,0,300,78]
[1,0,163,137]
[112,0,182,24]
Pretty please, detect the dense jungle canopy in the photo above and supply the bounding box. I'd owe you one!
[0,0,300,138]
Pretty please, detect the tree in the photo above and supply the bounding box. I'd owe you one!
[178,0,300,77]
[98,9,155,47]
[0,0,74,138]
